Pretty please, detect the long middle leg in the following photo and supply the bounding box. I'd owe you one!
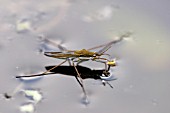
[71,60,87,97]
[16,60,67,78]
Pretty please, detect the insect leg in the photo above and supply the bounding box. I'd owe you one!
[76,59,89,65]
[43,60,67,74]
[93,57,109,73]
[88,32,132,54]
[67,58,72,66]
[72,61,87,97]
[16,72,56,78]
[74,75,83,88]
[16,60,67,78]
[102,80,113,88]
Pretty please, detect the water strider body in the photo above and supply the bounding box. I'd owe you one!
[16,32,131,102]
[44,49,98,59]
[43,32,131,66]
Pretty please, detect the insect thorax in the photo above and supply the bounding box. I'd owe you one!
[74,49,96,57]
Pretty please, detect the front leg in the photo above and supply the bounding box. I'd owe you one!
[92,57,109,73]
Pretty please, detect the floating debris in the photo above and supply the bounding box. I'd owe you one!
[16,19,31,33]
[83,5,115,22]
[20,103,35,113]
[22,89,43,104]
[96,6,113,20]
[4,93,12,99]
